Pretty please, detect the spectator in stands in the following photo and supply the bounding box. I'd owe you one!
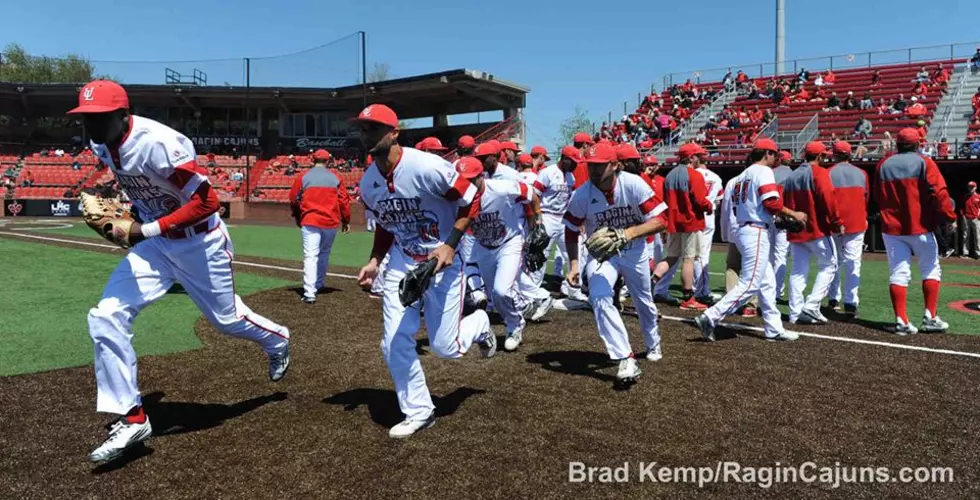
[933,63,950,88]
[207,152,216,168]
[891,94,908,114]
[842,91,859,111]
[722,71,735,91]
[916,120,928,141]
[854,143,869,158]
[4,166,16,178]
[972,87,980,118]
[231,147,240,160]
[285,162,298,176]
[860,92,874,110]
[880,131,895,154]
[938,138,950,157]
[72,159,81,170]
[972,48,980,74]
[853,117,873,141]
[54,148,65,157]
[911,81,929,98]
[824,69,837,85]
[915,66,930,83]
[762,109,775,126]
[22,170,34,187]
[906,96,927,119]
[736,70,748,85]
[793,86,811,102]
[876,98,890,114]
[814,73,826,87]
[870,69,882,88]
[825,91,841,112]
[231,170,244,182]
[797,68,810,83]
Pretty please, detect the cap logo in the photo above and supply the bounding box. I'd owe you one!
[83,87,95,101]
[362,106,373,117]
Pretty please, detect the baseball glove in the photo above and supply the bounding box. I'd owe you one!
[523,223,550,272]
[586,227,628,262]
[774,214,805,233]
[79,191,136,249]
[398,259,439,307]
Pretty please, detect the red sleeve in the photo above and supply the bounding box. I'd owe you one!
[924,157,956,221]
[466,188,482,219]
[816,170,842,226]
[689,170,713,214]
[337,175,351,223]
[156,175,220,234]
[444,176,473,202]
[515,182,529,203]
[288,172,304,207]
[763,196,784,214]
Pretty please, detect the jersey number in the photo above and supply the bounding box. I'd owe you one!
[419,223,440,241]
[731,181,751,216]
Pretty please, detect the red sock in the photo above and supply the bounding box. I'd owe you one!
[889,284,909,323]
[124,406,146,424]
[922,279,940,318]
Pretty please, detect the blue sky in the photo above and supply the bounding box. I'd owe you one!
[5,0,974,148]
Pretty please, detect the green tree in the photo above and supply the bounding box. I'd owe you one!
[0,43,107,84]
[366,62,391,84]
[556,105,592,146]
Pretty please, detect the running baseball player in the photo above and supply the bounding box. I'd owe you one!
[874,128,956,334]
[456,156,543,350]
[354,104,495,438]
[692,161,723,302]
[289,149,351,304]
[783,141,843,325]
[532,146,587,301]
[70,80,291,463]
[694,138,806,342]
[452,144,488,312]
[475,141,522,182]
[515,151,556,320]
[564,142,668,387]
[827,141,869,318]
[771,150,794,300]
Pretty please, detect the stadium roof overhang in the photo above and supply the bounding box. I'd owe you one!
[0,69,529,119]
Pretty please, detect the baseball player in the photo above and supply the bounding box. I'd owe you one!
[640,156,666,266]
[719,157,759,317]
[456,135,476,157]
[452,144,488,312]
[354,104,495,438]
[475,141,522,182]
[70,80,291,462]
[499,141,520,168]
[771,150,795,299]
[692,161,723,302]
[874,128,956,334]
[564,142,669,387]
[827,141,869,318]
[694,139,806,342]
[656,143,714,310]
[457,156,543,350]
[532,146,587,301]
[415,136,450,154]
[289,149,351,304]
[960,181,979,258]
[783,141,843,325]
[514,152,556,320]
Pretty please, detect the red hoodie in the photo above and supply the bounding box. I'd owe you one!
[783,162,842,242]
[289,166,351,229]
[829,161,869,234]
[873,152,955,235]
[663,165,712,233]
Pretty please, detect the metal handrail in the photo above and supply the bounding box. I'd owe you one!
[939,67,970,140]
[757,116,779,139]
[652,86,736,155]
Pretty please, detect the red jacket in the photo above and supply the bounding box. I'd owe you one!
[962,192,980,220]
[663,165,712,233]
[829,162,869,234]
[289,167,351,229]
[783,162,842,242]
[572,161,589,189]
[874,152,955,235]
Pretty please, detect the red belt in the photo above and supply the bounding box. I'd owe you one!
[164,221,212,240]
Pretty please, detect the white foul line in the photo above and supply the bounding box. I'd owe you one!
[3,229,979,359]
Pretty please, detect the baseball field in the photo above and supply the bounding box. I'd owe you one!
[2,217,980,498]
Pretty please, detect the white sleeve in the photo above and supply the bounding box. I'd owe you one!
[147,135,205,198]
[563,192,585,232]
[425,158,477,207]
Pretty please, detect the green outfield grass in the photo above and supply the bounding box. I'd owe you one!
[0,237,291,376]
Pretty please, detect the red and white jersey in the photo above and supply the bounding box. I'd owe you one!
[533,164,575,216]
[697,166,724,229]
[518,170,537,186]
[359,147,477,259]
[729,163,780,226]
[719,176,741,242]
[470,179,531,248]
[489,163,522,183]
[91,115,216,228]
[563,172,666,255]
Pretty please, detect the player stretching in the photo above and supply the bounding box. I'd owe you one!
[457,156,543,350]
[289,149,351,304]
[70,81,291,463]
[564,142,669,387]
[694,139,806,342]
[354,105,495,438]
[874,128,956,334]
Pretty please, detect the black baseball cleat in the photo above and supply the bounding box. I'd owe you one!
[827,299,841,311]
[844,303,858,319]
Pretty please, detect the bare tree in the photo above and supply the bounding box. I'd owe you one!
[556,106,592,146]
[366,62,392,84]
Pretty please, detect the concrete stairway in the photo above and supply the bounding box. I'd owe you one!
[928,65,979,143]
[652,87,739,157]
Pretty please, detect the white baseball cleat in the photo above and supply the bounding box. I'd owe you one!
[694,315,715,342]
[469,290,489,310]
[644,344,663,362]
[920,314,949,333]
[530,296,555,322]
[800,307,829,324]
[615,357,642,385]
[766,330,800,342]
[388,413,435,439]
[268,344,290,382]
[89,416,152,463]
[476,330,497,358]
[504,328,523,352]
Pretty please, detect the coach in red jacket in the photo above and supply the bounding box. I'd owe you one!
[875,128,956,334]
[289,149,351,304]
[827,141,869,318]
[783,141,843,325]
[960,181,979,258]
[657,143,714,310]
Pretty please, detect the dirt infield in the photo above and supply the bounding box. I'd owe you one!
[3,232,980,498]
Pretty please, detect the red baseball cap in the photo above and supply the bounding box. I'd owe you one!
[517,153,533,167]
[350,104,399,129]
[677,143,707,160]
[585,142,618,164]
[968,181,977,187]
[897,128,922,145]
[67,80,130,114]
[312,149,332,161]
[499,141,520,152]
[473,142,500,157]
[573,132,594,144]
[417,137,448,152]
[458,135,476,148]
[617,144,642,161]
[804,141,828,156]
[643,155,659,166]
[778,150,792,162]
[752,138,779,152]
[530,145,550,160]
[560,145,584,162]
[456,156,484,179]
[832,141,852,155]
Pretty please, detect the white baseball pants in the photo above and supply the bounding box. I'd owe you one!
[541,212,569,279]
[704,225,784,337]
[476,236,526,333]
[961,219,980,256]
[301,226,337,299]
[829,231,865,306]
[651,232,665,263]
[380,250,490,421]
[88,222,290,415]
[458,233,485,298]
[370,253,389,295]
[693,225,716,297]
[788,237,838,321]
[770,229,789,298]
[584,247,661,360]
[883,233,941,286]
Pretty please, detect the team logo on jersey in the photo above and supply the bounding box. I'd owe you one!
[50,200,72,217]
[6,201,22,216]
[472,212,507,247]
[594,206,640,230]
[374,197,441,252]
